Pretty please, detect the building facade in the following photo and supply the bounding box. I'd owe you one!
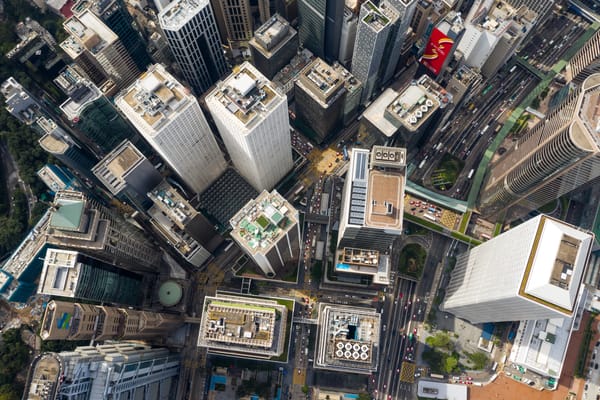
[478,74,600,221]
[159,0,229,95]
[206,62,293,191]
[443,215,593,323]
[116,64,227,194]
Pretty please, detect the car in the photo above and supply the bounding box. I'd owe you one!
[413,328,417,334]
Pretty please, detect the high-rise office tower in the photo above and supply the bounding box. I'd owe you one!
[61,10,140,90]
[73,0,152,71]
[338,146,406,251]
[159,0,229,95]
[116,64,227,194]
[566,28,600,84]
[276,0,298,22]
[58,71,143,156]
[92,141,163,211]
[45,190,162,272]
[24,343,180,400]
[352,1,398,104]
[249,14,299,80]
[338,7,358,67]
[40,299,183,341]
[295,58,346,143]
[380,0,416,84]
[443,215,593,324]
[478,74,600,221]
[38,249,145,305]
[298,0,343,61]
[206,62,293,191]
[147,180,224,268]
[230,190,300,277]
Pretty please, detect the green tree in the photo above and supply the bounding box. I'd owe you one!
[0,384,21,400]
[444,355,458,374]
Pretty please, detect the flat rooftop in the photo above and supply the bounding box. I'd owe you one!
[37,249,82,298]
[297,58,345,104]
[159,0,210,31]
[59,80,102,121]
[385,75,443,132]
[361,1,397,31]
[251,14,296,55]
[315,304,380,373]
[198,294,288,358]
[417,380,467,400]
[335,247,391,285]
[331,62,362,95]
[345,147,405,232]
[272,49,314,90]
[37,165,70,193]
[210,63,280,126]
[148,205,205,262]
[39,133,69,154]
[230,190,298,255]
[92,141,145,195]
[519,216,593,315]
[148,180,198,229]
[362,88,399,138]
[24,353,62,400]
[118,64,188,133]
[63,10,116,55]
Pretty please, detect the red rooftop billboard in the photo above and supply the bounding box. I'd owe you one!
[420,28,454,76]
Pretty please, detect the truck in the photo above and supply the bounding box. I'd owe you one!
[467,169,475,179]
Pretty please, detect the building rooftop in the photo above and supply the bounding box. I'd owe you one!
[1,77,41,125]
[272,49,314,92]
[25,353,62,400]
[37,165,72,193]
[385,75,445,132]
[118,64,190,133]
[361,1,396,31]
[335,247,391,285]
[471,0,537,35]
[54,66,87,96]
[63,10,116,55]
[198,294,288,358]
[345,148,405,232]
[159,0,210,31]
[230,190,298,256]
[39,133,69,154]
[211,63,281,126]
[50,198,85,231]
[59,79,102,121]
[148,180,198,230]
[297,58,345,105]
[315,304,380,373]
[417,380,467,400]
[251,14,296,55]
[331,62,362,95]
[91,141,146,195]
[362,88,400,137]
[519,216,592,314]
[37,249,82,298]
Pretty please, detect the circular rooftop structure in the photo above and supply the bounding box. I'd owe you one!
[158,281,183,307]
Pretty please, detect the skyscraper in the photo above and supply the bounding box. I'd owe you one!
[211,0,254,47]
[338,7,358,67]
[380,0,416,84]
[38,249,145,305]
[116,64,227,194]
[298,0,343,61]
[230,190,300,277]
[45,190,162,272]
[249,14,299,80]
[58,71,143,157]
[352,1,398,104]
[337,146,406,252]
[159,0,229,95]
[295,58,346,143]
[40,299,183,341]
[77,0,152,71]
[478,73,600,221]
[443,215,593,323]
[24,343,180,400]
[92,140,163,211]
[206,62,293,191]
[61,10,140,90]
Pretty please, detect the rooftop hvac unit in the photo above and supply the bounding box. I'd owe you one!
[352,351,360,359]
[360,352,369,360]
[426,99,434,107]
[415,110,423,118]
[361,344,369,352]
[409,116,417,124]
[336,349,344,357]
[344,350,352,358]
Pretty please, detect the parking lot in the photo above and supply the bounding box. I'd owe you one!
[403,194,462,230]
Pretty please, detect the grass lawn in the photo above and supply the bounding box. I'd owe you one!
[398,243,427,279]
[431,153,465,191]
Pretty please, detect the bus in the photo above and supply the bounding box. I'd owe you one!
[480,125,490,135]
[467,169,475,179]
[430,373,445,380]
[294,185,305,196]
[418,159,427,169]
[509,65,517,74]
[482,84,493,95]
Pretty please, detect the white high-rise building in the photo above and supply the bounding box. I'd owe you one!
[443,215,593,324]
[116,64,227,194]
[206,62,293,191]
[159,0,228,95]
